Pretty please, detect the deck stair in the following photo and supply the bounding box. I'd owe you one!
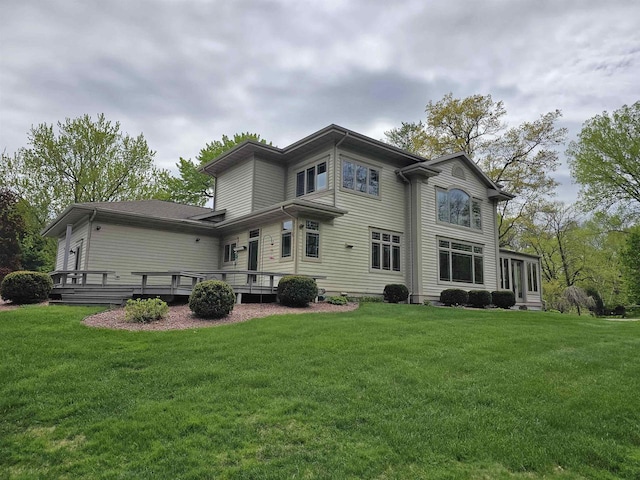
[50,285,136,306]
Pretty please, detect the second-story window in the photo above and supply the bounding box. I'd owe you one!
[342,159,379,197]
[296,161,327,197]
[437,188,482,230]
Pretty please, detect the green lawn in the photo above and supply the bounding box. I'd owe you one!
[1,304,639,479]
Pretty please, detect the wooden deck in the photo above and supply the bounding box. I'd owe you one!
[49,270,326,306]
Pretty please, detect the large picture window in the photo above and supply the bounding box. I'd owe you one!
[296,161,327,197]
[342,159,379,197]
[437,188,482,229]
[305,220,320,259]
[439,239,484,284]
[371,229,401,272]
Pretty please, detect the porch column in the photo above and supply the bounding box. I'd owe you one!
[62,224,73,270]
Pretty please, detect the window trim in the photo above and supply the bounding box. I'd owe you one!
[369,228,403,274]
[436,187,482,231]
[438,237,485,285]
[340,156,382,199]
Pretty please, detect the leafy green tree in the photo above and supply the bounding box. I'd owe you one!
[621,226,640,303]
[0,114,165,225]
[384,93,567,245]
[0,189,25,271]
[159,133,271,206]
[567,101,640,216]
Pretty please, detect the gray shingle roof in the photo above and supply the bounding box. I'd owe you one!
[75,200,214,220]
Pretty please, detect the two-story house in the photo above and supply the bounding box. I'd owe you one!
[43,124,542,308]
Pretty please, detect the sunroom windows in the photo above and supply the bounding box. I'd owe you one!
[438,238,484,284]
[296,161,327,197]
[437,188,482,230]
[371,229,401,272]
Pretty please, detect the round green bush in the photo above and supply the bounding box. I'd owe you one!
[188,280,235,319]
[0,270,53,304]
[383,284,409,303]
[440,288,469,306]
[468,290,492,308]
[277,275,318,307]
[326,295,348,305]
[491,290,516,309]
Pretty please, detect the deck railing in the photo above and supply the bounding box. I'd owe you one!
[50,270,116,287]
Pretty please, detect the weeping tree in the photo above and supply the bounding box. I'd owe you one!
[562,286,595,316]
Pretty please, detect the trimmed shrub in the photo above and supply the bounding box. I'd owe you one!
[0,270,53,304]
[326,296,348,305]
[492,290,516,309]
[440,289,468,306]
[189,280,235,319]
[468,290,492,308]
[125,297,169,323]
[383,284,409,303]
[277,275,318,307]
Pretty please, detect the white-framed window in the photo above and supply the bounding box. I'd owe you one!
[342,159,380,197]
[437,188,482,230]
[281,220,293,258]
[527,262,539,292]
[223,241,237,263]
[438,238,484,284]
[371,229,401,272]
[304,220,320,259]
[296,161,327,197]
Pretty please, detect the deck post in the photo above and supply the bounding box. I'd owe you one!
[236,292,242,304]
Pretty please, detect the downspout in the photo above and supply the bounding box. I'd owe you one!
[84,209,98,270]
[281,206,298,274]
[333,132,349,207]
[396,170,414,302]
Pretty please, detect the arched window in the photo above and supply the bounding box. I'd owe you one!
[437,188,482,229]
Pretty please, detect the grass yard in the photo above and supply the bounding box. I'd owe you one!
[1,304,639,479]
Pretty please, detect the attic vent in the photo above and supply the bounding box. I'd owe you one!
[452,165,466,180]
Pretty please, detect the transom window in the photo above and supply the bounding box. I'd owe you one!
[223,242,237,263]
[281,220,293,258]
[437,188,482,229]
[296,161,327,197]
[342,159,379,197]
[439,238,484,284]
[371,229,401,272]
[305,220,320,259]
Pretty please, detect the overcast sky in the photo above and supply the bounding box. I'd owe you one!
[1,0,638,204]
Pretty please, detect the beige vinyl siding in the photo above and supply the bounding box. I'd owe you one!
[295,150,408,296]
[215,158,254,220]
[87,222,218,285]
[252,159,285,211]
[285,148,333,201]
[219,222,295,287]
[421,158,499,299]
[55,221,89,270]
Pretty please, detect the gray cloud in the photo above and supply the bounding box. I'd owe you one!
[1,0,638,206]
